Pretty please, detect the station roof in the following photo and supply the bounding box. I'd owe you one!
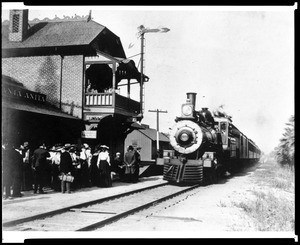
[2,19,126,58]
[2,99,82,120]
[139,128,170,142]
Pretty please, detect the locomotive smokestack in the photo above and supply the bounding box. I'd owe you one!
[186,92,197,109]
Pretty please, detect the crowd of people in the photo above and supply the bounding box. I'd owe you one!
[2,139,142,199]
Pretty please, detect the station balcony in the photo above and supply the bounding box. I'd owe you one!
[84,91,140,117]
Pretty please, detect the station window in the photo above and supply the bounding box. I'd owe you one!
[12,14,20,33]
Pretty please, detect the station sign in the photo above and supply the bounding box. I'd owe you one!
[2,83,46,104]
[85,115,103,121]
[81,130,97,139]
[84,114,111,122]
[84,114,102,122]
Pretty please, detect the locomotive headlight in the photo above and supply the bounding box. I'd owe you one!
[177,129,194,146]
[180,133,189,142]
[182,105,193,116]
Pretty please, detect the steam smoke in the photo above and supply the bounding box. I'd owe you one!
[213,104,232,120]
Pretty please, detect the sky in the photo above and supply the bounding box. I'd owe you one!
[1,3,295,154]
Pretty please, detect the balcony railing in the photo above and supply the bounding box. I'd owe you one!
[85,93,113,106]
[85,92,140,114]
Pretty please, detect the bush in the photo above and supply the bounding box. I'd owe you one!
[274,115,294,168]
[235,190,294,231]
[233,159,294,231]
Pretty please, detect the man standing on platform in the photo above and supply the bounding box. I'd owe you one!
[112,152,125,181]
[133,146,141,183]
[2,140,23,199]
[31,141,50,194]
[20,142,33,191]
[60,144,74,194]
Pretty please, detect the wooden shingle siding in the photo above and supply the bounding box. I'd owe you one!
[2,54,84,119]
[61,55,84,118]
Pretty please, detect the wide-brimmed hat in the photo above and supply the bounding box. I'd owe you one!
[69,147,76,152]
[52,144,63,152]
[100,145,109,149]
[63,143,72,150]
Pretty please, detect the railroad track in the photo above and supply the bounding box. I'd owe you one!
[3,183,200,231]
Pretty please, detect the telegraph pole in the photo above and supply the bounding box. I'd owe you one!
[138,25,170,116]
[148,109,168,157]
[140,32,145,115]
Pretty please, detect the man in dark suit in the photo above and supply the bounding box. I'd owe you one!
[20,142,33,191]
[133,146,141,183]
[2,141,13,199]
[31,141,50,194]
[12,146,23,197]
[60,144,74,193]
[2,140,23,199]
[112,152,125,181]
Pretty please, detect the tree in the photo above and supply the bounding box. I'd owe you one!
[274,115,294,167]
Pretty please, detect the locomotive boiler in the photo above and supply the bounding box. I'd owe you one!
[163,92,261,184]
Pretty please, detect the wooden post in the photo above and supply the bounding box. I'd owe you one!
[112,61,116,90]
[140,32,145,115]
[127,79,131,98]
[148,109,168,157]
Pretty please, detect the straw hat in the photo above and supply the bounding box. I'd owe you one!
[100,145,109,149]
[63,143,72,150]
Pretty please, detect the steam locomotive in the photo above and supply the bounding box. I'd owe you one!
[163,92,261,184]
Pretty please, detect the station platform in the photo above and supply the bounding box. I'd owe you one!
[2,175,167,225]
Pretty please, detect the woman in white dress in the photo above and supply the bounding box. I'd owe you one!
[97,145,112,187]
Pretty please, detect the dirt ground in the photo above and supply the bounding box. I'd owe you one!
[97,162,295,239]
[3,161,295,241]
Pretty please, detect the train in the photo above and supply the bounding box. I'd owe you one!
[163,92,261,184]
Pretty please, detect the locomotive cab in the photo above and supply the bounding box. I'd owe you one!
[214,118,229,150]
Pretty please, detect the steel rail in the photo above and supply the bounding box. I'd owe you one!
[2,182,168,228]
[76,183,201,231]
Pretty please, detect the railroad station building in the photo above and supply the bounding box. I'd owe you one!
[2,9,148,154]
[124,124,171,162]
